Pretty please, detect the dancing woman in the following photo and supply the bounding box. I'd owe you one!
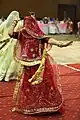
[0,11,20,81]
[9,16,73,114]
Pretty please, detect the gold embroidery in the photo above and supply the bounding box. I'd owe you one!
[15,57,41,66]
[13,63,24,103]
[12,103,62,114]
[28,49,47,85]
[14,49,47,85]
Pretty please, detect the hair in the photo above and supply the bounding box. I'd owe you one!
[29,12,35,16]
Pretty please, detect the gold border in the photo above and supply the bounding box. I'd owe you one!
[12,102,63,114]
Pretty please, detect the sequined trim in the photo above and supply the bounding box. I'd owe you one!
[12,103,62,114]
[15,57,41,66]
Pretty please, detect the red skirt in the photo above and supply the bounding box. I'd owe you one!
[13,55,63,114]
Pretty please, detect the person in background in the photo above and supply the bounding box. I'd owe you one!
[77,21,80,36]
[42,17,49,24]
[29,11,36,19]
[55,18,60,24]
[0,16,5,25]
[66,17,73,34]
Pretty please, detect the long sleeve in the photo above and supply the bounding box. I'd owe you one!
[11,32,19,39]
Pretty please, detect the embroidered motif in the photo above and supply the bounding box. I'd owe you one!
[32,54,35,58]
[30,48,34,52]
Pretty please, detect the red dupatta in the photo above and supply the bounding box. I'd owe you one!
[14,16,52,62]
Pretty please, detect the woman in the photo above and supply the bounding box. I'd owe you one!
[9,16,72,114]
[0,11,20,81]
[67,17,73,34]
[77,21,80,35]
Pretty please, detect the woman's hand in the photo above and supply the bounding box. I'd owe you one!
[48,38,73,48]
[60,41,73,47]
[12,20,18,27]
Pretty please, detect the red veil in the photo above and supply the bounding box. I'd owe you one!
[14,16,52,61]
[23,16,44,36]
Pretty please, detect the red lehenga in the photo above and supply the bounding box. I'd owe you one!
[12,16,63,114]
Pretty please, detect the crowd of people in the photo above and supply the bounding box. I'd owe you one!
[0,11,73,115]
[1,14,80,35]
[38,17,74,34]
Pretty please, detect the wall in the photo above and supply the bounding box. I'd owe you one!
[0,0,79,20]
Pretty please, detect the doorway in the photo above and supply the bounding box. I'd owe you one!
[57,4,77,30]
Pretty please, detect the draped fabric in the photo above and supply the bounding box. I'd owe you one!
[15,16,45,62]
[24,16,44,36]
[13,16,63,114]
[0,11,20,81]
